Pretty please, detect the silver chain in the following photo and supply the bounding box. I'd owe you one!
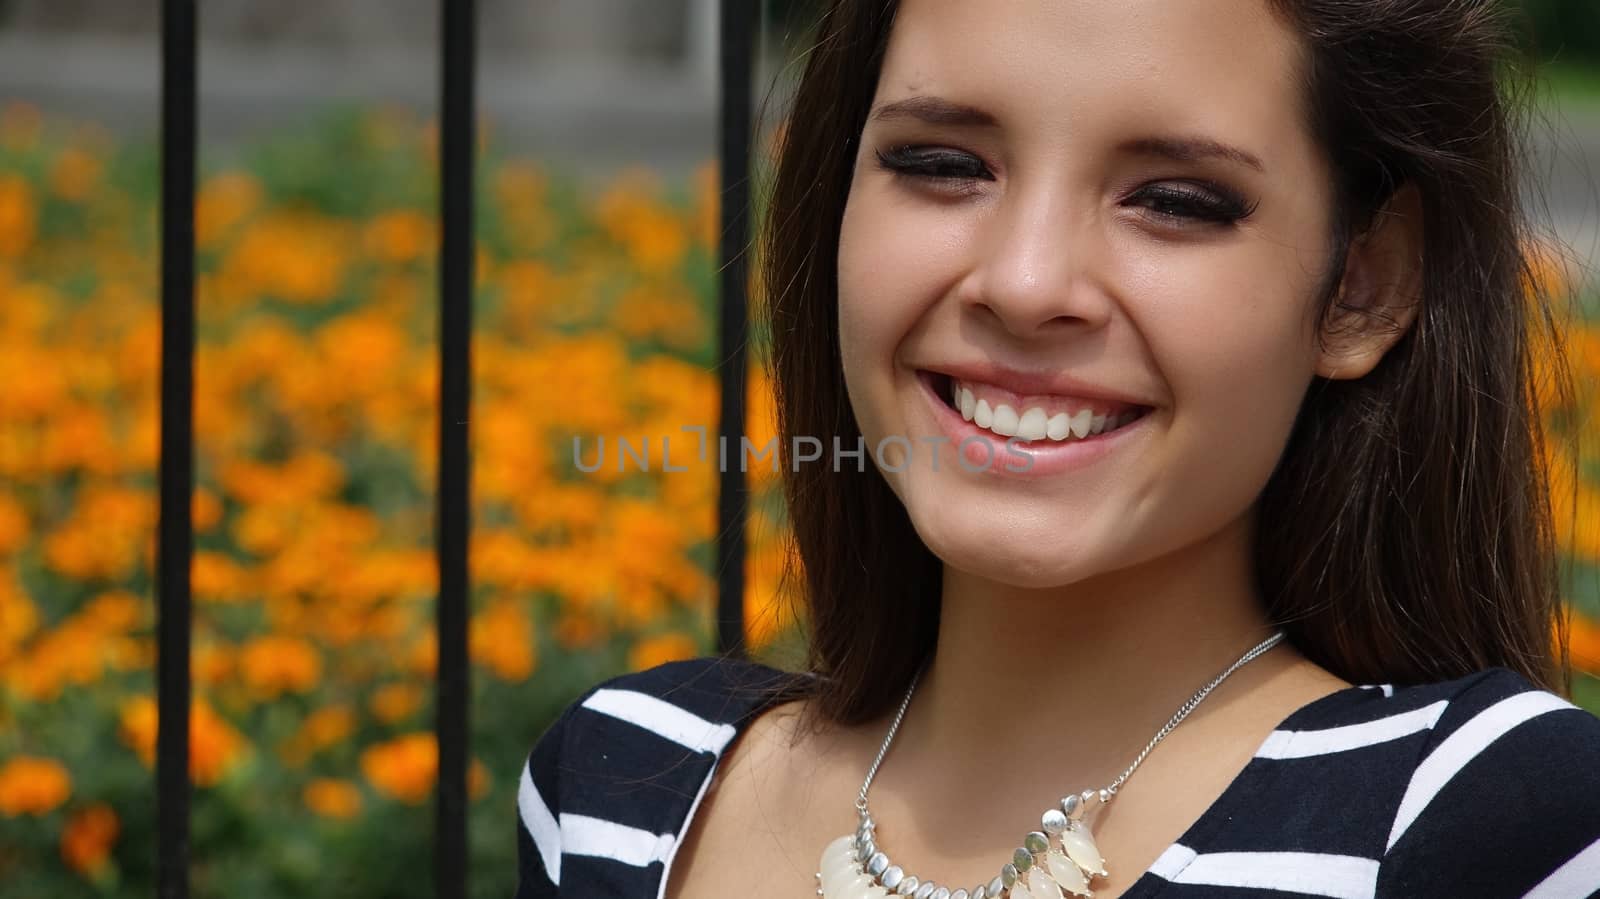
[856,630,1286,811]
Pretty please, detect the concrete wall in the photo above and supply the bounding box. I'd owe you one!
[0,0,698,62]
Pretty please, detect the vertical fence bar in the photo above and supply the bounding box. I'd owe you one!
[436,0,475,896]
[157,1,197,897]
[716,0,759,657]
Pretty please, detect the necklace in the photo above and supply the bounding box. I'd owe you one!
[815,630,1285,899]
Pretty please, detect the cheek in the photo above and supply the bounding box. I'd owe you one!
[835,184,951,417]
[1137,252,1318,512]
[1130,235,1320,419]
[836,192,897,438]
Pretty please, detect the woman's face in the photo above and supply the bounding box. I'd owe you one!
[837,0,1340,587]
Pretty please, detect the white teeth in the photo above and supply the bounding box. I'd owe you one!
[949,380,1144,443]
[1017,407,1049,441]
[990,404,1020,437]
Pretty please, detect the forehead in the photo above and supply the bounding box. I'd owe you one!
[875,0,1307,163]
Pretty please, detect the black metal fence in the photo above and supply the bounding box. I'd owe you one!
[154,1,757,895]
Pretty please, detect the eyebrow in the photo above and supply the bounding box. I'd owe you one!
[867,95,1266,173]
[869,95,999,128]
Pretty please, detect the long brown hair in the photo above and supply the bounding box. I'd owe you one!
[751,0,1585,727]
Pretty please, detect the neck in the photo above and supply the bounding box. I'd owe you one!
[864,513,1305,820]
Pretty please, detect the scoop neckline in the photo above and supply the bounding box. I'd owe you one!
[1111,679,1375,897]
[722,661,1377,899]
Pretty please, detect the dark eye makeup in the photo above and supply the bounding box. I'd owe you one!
[872,144,1259,226]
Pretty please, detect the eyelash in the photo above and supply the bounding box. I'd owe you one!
[872,145,1257,226]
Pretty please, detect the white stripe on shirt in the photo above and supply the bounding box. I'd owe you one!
[1254,701,1448,759]
[560,813,677,867]
[518,760,562,885]
[1386,689,1576,852]
[1152,847,1379,898]
[581,688,740,754]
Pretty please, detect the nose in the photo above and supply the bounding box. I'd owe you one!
[958,179,1113,338]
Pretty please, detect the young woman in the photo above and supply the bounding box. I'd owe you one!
[516,1,1600,897]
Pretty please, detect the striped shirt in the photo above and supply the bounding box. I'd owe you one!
[514,655,1600,898]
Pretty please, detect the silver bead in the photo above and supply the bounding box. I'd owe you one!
[1042,809,1069,835]
[913,884,936,899]
[1012,847,1032,872]
[898,876,920,895]
[867,851,890,877]
[1001,864,1018,887]
[1024,831,1049,855]
[952,890,968,899]
[858,837,877,864]
[988,875,1005,895]
[1061,794,1083,821]
[931,888,951,899]
[973,887,987,899]
[1098,788,1111,804]
[883,865,904,889]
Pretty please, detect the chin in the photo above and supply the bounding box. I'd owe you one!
[913,512,1107,590]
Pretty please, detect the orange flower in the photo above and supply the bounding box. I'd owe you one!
[280,704,355,767]
[118,697,248,786]
[192,641,235,687]
[0,491,27,555]
[593,170,689,274]
[0,570,38,666]
[1568,611,1600,675]
[0,755,71,816]
[407,631,437,677]
[627,632,700,672]
[303,778,363,820]
[39,484,156,581]
[189,701,249,787]
[470,599,537,682]
[360,734,488,804]
[361,733,436,804]
[49,148,102,202]
[363,209,433,264]
[238,635,322,699]
[60,803,119,875]
[195,172,261,248]
[222,211,350,304]
[554,608,607,651]
[78,590,143,632]
[0,174,35,258]
[191,487,223,532]
[744,535,799,652]
[1523,236,1574,302]
[369,682,425,724]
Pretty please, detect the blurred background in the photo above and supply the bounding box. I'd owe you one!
[0,1,1595,896]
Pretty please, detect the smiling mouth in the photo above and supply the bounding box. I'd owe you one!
[924,371,1155,442]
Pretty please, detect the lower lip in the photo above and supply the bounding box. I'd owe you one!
[915,369,1154,478]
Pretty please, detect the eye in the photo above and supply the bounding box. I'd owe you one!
[874,145,992,196]
[1126,182,1256,227]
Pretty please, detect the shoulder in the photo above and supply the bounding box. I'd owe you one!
[524,653,813,775]
[513,655,815,895]
[1377,666,1600,896]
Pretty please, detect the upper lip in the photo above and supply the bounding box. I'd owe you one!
[920,361,1156,408]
